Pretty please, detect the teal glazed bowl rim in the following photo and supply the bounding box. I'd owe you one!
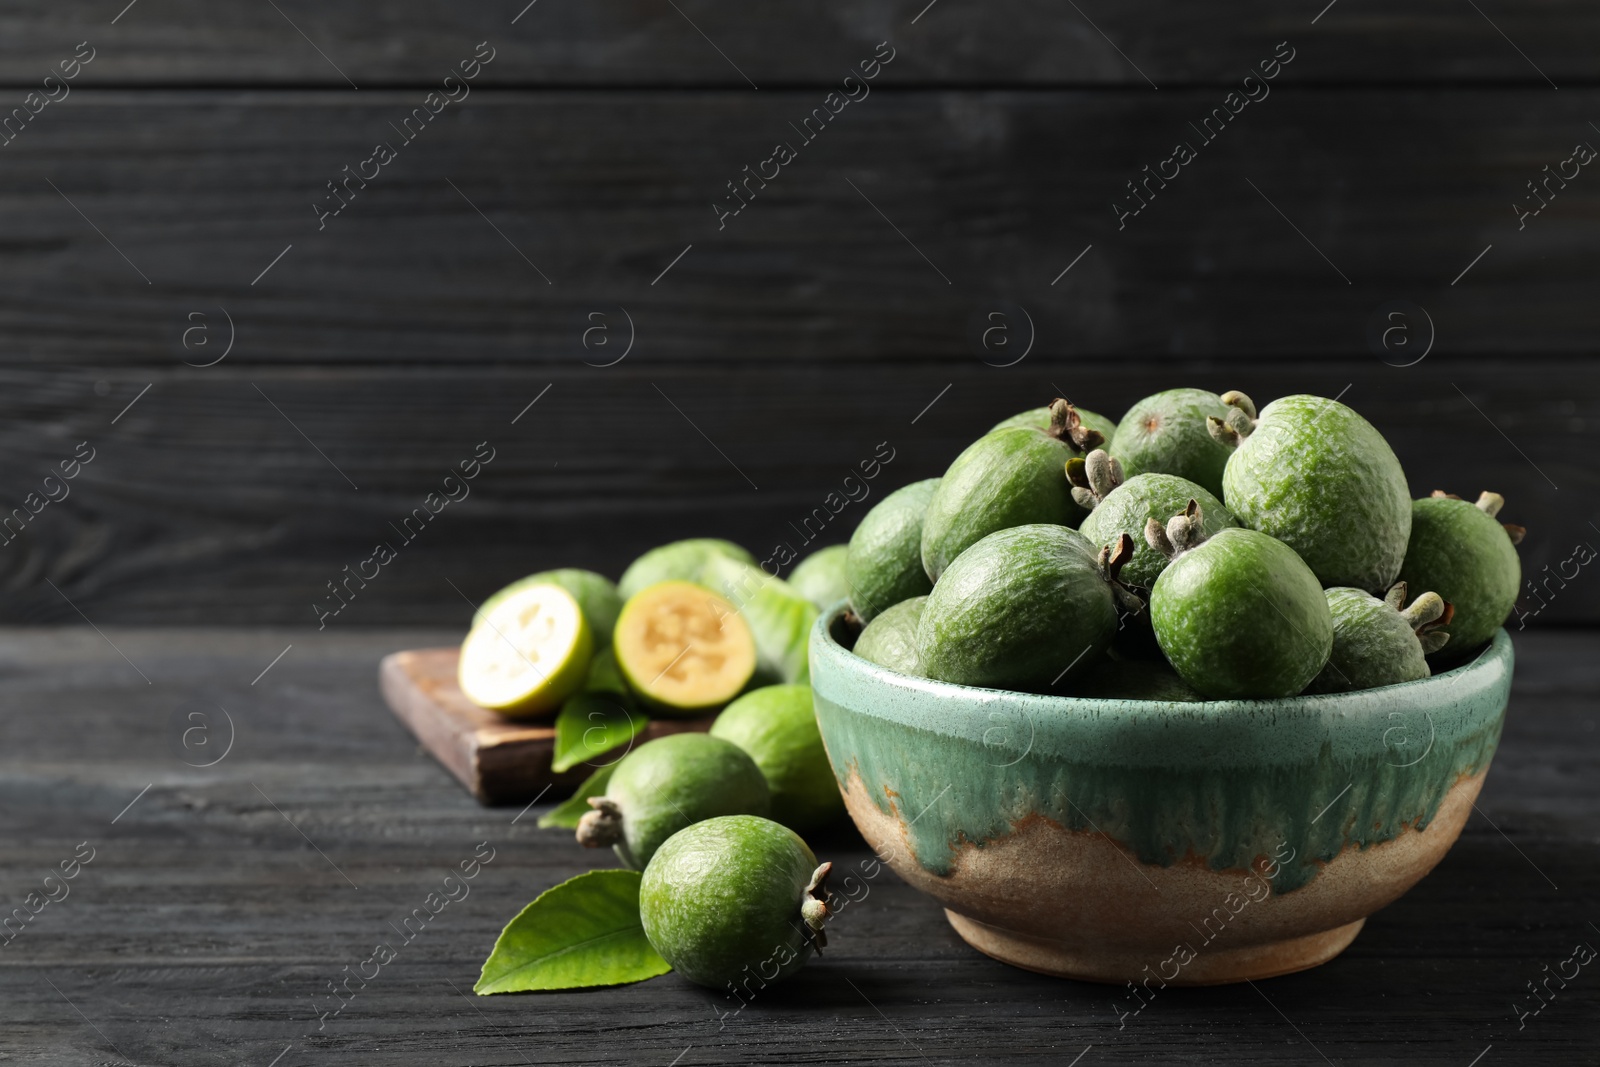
[810,609,1512,773]
[807,605,1514,983]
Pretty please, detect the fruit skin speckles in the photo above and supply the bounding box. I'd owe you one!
[576,734,770,870]
[640,815,832,991]
[921,400,1106,581]
[1109,388,1238,499]
[711,685,845,831]
[852,595,926,676]
[847,478,939,624]
[1397,491,1523,661]
[1216,394,1412,594]
[917,524,1121,692]
[1147,504,1333,699]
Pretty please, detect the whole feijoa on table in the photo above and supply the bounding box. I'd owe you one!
[852,595,926,676]
[1146,501,1333,699]
[1073,450,1238,591]
[1306,583,1451,695]
[846,478,939,623]
[640,815,833,991]
[787,544,851,611]
[1214,393,1411,592]
[1397,491,1524,658]
[576,733,770,870]
[917,524,1134,691]
[710,685,844,830]
[921,399,1107,581]
[1109,387,1240,499]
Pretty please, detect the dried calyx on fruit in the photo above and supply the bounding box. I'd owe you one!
[1096,532,1146,618]
[1048,396,1108,453]
[575,733,770,870]
[1066,449,1125,511]
[1200,390,1259,448]
[1388,581,1455,656]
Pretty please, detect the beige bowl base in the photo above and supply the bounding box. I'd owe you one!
[945,909,1365,985]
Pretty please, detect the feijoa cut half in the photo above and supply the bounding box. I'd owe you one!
[613,581,757,715]
[458,583,594,717]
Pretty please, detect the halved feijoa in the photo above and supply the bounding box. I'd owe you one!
[613,581,757,716]
[474,568,622,648]
[458,583,594,718]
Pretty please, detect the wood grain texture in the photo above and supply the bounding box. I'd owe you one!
[2,90,1598,366]
[379,646,712,804]
[0,626,1595,1064]
[3,1,1597,87]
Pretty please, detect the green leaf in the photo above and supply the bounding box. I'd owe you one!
[551,692,648,774]
[537,762,616,829]
[474,870,672,993]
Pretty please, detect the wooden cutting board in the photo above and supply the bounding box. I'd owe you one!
[378,647,715,806]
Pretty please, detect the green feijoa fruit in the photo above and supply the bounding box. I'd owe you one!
[1216,393,1411,592]
[852,596,926,676]
[918,524,1124,691]
[577,733,770,870]
[475,568,623,649]
[640,815,833,991]
[1146,504,1333,699]
[788,545,850,610]
[921,400,1106,581]
[1305,583,1450,695]
[1062,656,1203,702]
[1075,457,1238,591]
[695,556,819,685]
[1397,491,1523,658]
[846,478,939,623]
[991,404,1119,444]
[1109,388,1239,499]
[619,539,755,600]
[710,685,843,830]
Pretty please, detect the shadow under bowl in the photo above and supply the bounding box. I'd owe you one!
[808,607,1513,985]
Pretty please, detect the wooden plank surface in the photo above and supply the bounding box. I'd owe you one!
[3,90,1599,366]
[378,646,714,804]
[4,1,1598,86]
[0,626,1594,1065]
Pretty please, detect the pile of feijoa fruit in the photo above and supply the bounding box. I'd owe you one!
[458,542,849,997]
[457,387,1525,998]
[851,390,1523,700]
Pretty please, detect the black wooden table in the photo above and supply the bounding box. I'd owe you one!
[1,626,1594,1065]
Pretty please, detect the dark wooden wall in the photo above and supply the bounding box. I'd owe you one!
[2,2,1596,625]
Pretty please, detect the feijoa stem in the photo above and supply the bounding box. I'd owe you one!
[1068,449,1124,510]
[575,797,624,849]
[1206,391,1258,449]
[1047,398,1106,452]
[800,862,834,951]
[1388,582,1453,654]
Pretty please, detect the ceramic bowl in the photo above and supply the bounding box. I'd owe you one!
[809,609,1513,985]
